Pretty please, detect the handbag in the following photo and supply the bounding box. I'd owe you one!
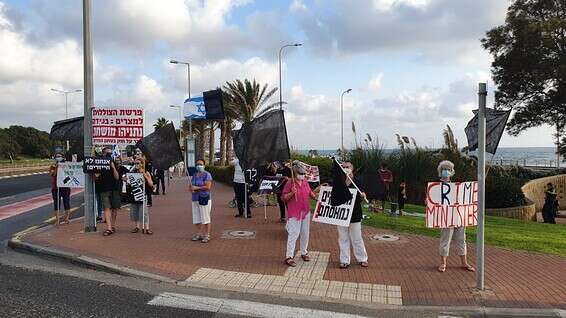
[198,193,210,206]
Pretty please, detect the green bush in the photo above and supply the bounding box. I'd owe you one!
[207,165,234,186]
[486,175,527,208]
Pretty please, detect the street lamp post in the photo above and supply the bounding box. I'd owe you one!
[278,43,302,110]
[340,88,352,157]
[169,105,182,141]
[51,88,82,151]
[169,59,191,136]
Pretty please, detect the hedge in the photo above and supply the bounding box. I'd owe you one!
[207,165,234,186]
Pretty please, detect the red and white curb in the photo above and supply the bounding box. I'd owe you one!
[0,171,48,180]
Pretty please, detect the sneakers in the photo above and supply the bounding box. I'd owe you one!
[191,234,202,241]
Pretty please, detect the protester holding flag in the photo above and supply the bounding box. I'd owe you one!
[282,162,320,267]
[336,161,369,269]
[190,159,213,243]
[129,158,154,235]
[436,160,475,273]
[49,152,71,225]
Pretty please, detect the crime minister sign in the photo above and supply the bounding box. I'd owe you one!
[426,181,478,228]
[313,186,358,227]
[92,107,144,145]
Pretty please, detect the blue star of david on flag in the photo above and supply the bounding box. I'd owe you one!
[183,96,206,120]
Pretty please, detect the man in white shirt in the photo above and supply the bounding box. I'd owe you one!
[231,155,251,218]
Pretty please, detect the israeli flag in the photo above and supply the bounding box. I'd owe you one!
[183,96,206,120]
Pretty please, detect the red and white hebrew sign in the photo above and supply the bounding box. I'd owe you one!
[92,107,144,145]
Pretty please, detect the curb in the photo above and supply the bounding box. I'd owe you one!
[8,226,565,317]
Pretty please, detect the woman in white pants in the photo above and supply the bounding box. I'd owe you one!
[437,160,475,273]
[282,162,320,267]
[337,162,369,268]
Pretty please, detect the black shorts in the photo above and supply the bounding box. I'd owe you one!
[52,188,71,211]
[398,199,405,210]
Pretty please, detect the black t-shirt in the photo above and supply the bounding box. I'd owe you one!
[349,177,363,223]
[98,169,116,193]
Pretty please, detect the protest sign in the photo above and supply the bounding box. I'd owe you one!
[244,168,258,185]
[56,162,85,188]
[83,157,111,173]
[425,181,478,228]
[312,186,358,227]
[296,161,320,183]
[92,107,144,145]
[257,179,280,195]
[126,173,145,203]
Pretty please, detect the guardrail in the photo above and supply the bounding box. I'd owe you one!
[492,159,562,168]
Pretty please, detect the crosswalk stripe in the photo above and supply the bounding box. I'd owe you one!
[147,293,371,318]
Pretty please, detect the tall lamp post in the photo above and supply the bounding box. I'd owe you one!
[278,43,302,110]
[169,59,191,135]
[340,88,352,157]
[83,0,95,232]
[51,88,82,151]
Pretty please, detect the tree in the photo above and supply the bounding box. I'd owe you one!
[153,117,170,131]
[223,79,279,123]
[482,0,566,165]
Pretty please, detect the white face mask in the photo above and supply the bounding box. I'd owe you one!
[343,168,352,175]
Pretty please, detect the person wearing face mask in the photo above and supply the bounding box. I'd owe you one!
[282,161,322,267]
[190,159,213,243]
[95,147,121,236]
[337,162,369,269]
[436,160,475,273]
[49,152,72,225]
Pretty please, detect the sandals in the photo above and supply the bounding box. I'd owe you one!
[359,261,369,267]
[462,264,476,272]
[285,257,297,267]
[142,229,153,235]
[201,235,210,243]
[339,263,349,269]
[103,229,113,236]
[131,227,140,233]
[438,264,447,272]
[191,234,202,241]
[301,254,311,262]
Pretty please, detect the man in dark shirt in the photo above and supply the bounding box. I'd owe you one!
[377,163,393,213]
[266,161,292,222]
[96,147,121,236]
[155,168,166,195]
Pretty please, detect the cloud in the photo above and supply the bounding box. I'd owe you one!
[289,0,308,13]
[367,73,384,93]
[292,0,508,63]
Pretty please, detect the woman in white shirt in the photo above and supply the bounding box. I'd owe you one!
[230,155,251,218]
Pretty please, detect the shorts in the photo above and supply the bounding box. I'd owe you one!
[52,188,71,211]
[192,200,211,225]
[100,190,121,210]
[398,198,405,210]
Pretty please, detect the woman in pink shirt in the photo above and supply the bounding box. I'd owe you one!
[282,162,321,267]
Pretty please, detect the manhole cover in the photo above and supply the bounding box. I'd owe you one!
[372,234,400,242]
[222,230,256,239]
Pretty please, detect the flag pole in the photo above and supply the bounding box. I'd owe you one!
[333,157,369,203]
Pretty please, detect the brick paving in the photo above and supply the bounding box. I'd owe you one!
[24,177,566,309]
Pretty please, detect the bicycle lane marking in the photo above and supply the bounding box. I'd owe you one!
[0,189,83,221]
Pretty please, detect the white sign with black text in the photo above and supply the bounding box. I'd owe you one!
[312,186,358,227]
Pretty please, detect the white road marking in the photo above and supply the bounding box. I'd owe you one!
[148,292,371,317]
[0,171,48,180]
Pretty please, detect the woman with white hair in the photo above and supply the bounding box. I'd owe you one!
[437,160,475,273]
[282,161,321,267]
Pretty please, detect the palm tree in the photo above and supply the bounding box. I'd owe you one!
[223,79,279,123]
[153,117,169,131]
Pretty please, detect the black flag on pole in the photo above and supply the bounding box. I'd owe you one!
[330,159,353,206]
[232,110,290,171]
[464,108,511,154]
[50,116,84,140]
[135,123,183,170]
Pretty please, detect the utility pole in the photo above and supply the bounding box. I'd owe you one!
[476,82,487,290]
[83,0,96,232]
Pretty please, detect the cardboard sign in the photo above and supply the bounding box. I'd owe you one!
[312,186,358,227]
[425,181,478,228]
[257,179,280,195]
[56,162,85,188]
[83,157,111,173]
[297,162,320,183]
[126,173,145,203]
[92,107,144,145]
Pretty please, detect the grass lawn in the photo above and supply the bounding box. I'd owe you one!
[361,202,566,257]
[0,158,51,166]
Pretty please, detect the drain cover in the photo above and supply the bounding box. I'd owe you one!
[372,234,400,242]
[228,230,255,237]
[222,230,256,239]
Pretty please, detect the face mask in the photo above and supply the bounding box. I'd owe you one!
[441,170,451,178]
[343,168,352,175]
[196,165,205,172]
[55,157,64,163]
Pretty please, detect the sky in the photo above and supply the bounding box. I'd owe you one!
[0,0,557,150]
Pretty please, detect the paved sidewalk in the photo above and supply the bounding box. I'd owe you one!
[22,177,566,309]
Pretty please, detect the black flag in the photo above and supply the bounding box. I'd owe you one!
[50,116,84,140]
[232,110,290,170]
[465,108,511,154]
[135,123,183,170]
[330,159,353,206]
[203,89,225,120]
